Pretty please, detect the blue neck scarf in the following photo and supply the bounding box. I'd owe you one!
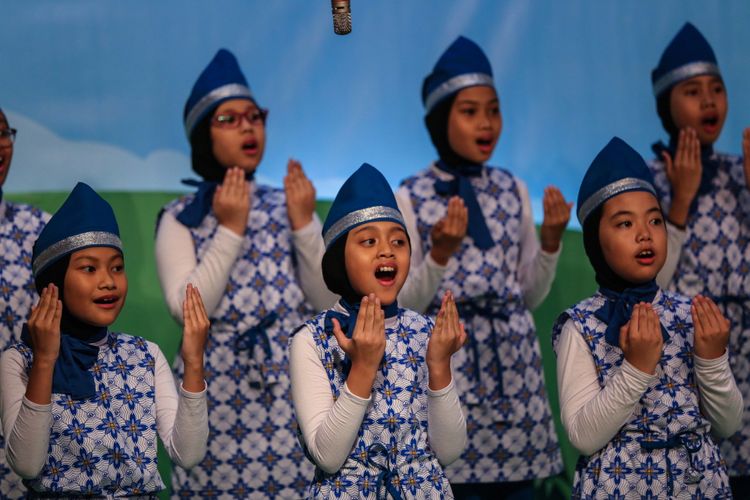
[21,324,107,400]
[324,298,399,339]
[176,173,254,228]
[652,139,718,206]
[433,160,494,250]
[594,280,669,348]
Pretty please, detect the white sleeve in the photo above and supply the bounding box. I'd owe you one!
[426,379,466,465]
[152,343,208,469]
[0,349,52,478]
[155,211,244,322]
[656,221,687,289]
[694,350,743,438]
[395,188,447,313]
[291,214,338,311]
[516,180,560,311]
[557,319,656,456]
[289,328,370,474]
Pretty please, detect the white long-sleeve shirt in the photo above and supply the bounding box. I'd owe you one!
[656,221,688,289]
[556,319,743,456]
[155,186,447,318]
[289,307,466,474]
[0,338,208,478]
[395,164,561,311]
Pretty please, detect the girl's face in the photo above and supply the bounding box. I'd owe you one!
[669,75,727,145]
[599,191,667,285]
[0,111,13,188]
[447,86,501,164]
[344,221,410,306]
[64,247,128,327]
[210,98,266,174]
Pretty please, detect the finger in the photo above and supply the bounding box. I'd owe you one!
[29,286,48,324]
[193,285,209,322]
[630,304,641,338]
[330,318,352,351]
[433,293,447,337]
[41,284,57,324]
[458,323,468,346]
[691,300,703,338]
[52,297,63,328]
[619,322,630,351]
[705,297,730,331]
[354,296,369,339]
[662,151,674,178]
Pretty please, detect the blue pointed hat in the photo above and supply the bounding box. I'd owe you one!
[422,36,495,115]
[32,182,122,277]
[183,48,255,138]
[322,163,405,249]
[652,23,721,97]
[577,137,657,224]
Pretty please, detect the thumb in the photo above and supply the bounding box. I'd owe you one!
[330,318,351,351]
[619,321,630,350]
[662,151,673,176]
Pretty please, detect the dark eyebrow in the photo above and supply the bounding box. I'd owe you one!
[455,98,499,106]
[609,206,661,219]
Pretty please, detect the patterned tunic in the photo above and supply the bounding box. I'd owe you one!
[650,152,750,477]
[400,167,563,483]
[552,290,732,499]
[302,307,453,499]
[12,332,163,497]
[0,200,47,498]
[162,184,314,499]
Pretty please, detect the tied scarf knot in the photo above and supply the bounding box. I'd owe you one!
[433,161,494,250]
[21,324,106,400]
[366,443,404,500]
[594,282,668,348]
[235,312,278,387]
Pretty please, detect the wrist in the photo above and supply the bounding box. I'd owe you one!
[694,345,726,360]
[427,359,452,390]
[32,355,58,369]
[289,213,313,231]
[429,248,451,266]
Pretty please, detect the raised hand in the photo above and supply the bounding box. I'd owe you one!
[663,128,702,227]
[742,127,750,189]
[427,291,466,390]
[181,284,210,392]
[27,284,62,363]
[692,295,730,360]
[619,303,663,375]
[284,159,317,230]
[213,166,250,236]
[330,294,386,397]
[539,186,573,253]
[429,196,468,265]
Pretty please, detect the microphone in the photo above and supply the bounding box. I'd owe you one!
[331,0,351,35]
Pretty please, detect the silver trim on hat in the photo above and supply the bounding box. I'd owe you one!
[184,83,253,137]
[424,73,494,114]
[577,177,656,224]
[324,206,405,249]
[652,61,720,96]
[33,231,123,277]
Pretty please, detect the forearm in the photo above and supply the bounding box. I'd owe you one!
[694,350,744,437]
[427,380,466,465]
[24,359,55,405]
[5,397,52,478]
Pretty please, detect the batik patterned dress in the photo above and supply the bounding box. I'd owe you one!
[0,199,47,498]
[162,183,314,498]
[12,332,166,497]
[400,167,563,483]
[301,307,453,499]
[552,290,732,499]
[650,152,750,478]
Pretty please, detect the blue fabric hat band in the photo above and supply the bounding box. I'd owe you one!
[184,82,253,137]
[577,177,656,224]
[323,205,404,249]
[424,72,494,115]
[652,61,720,96]
[33,231,122,277]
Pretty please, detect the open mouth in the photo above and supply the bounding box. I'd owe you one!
[374,265,398,285]
[636,249,655,264]
[701,114,719,131]
[93,295,119,308]
[242,139,258,154]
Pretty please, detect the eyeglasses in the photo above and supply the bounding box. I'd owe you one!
[211,109,268,129]
[0,128,17,144]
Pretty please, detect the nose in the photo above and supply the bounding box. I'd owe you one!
[377,240,395,258]
[99,270,117,290]
[637,225,653,243]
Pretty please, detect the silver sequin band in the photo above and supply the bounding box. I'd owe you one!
[33,231,123,277]
[577,177,656,224]
[652,61,720,96]
[324,206,404,249]
[424,73,494,114]
[184,83,253,137]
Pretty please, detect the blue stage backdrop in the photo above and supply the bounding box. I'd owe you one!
[2,1,749,228]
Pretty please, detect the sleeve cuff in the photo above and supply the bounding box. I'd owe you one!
[215,224,245,246]
[427,379,455,397]
[341,382,373,405]
[180,381,208,398]
[539,242,563,260]
[694,349,729,369]
[424,252,448,271]
[291,215,322,239]
[21,396,52,412]
[621,359,658,387]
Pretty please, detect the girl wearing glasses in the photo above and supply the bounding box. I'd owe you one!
[0,108,50,499]
[155,49,325,497]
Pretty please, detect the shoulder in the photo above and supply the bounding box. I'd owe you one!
[161,192,196,215]
[399,165,435,188]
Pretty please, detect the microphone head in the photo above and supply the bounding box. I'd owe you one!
[332,0,351,35]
